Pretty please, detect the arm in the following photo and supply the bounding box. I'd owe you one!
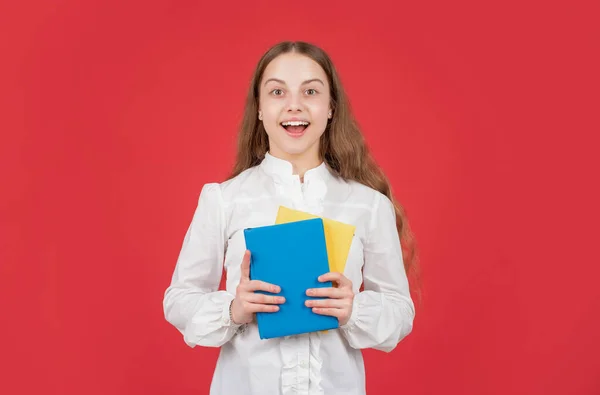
[339,192,416,352]
[162,183,241,348]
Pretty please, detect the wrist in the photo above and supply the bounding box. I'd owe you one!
[339,296,359,330]
[229,299,240,325]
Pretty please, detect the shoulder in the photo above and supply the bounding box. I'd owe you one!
[197,166,262,206]
[334,177,391,211]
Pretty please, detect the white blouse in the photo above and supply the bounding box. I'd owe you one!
[163,152,415,395]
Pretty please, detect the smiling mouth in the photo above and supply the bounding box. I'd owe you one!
[281,121,310,135]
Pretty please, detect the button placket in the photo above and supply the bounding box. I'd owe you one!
[296,336,310,394]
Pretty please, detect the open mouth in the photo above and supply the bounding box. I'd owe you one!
[281,120,310,136]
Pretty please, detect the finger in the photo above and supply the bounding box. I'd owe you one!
[318,272,352,287]
[305,298,346,308]
[240,250,251,281]
[246,293,286,305]
[306,286,349,299]
[311,307,343,318]
[246,280,281,294]
[245,302,280,313]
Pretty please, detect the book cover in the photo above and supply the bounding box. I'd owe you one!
[275,206,356,274]
[243,218,339,339]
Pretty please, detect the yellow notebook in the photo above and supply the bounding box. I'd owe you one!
[275,206,356,274]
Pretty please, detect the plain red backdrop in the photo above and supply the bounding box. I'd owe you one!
[1,0,599,394]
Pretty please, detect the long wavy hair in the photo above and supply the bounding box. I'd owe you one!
[228,41,421,303]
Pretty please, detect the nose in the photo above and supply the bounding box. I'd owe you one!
[285,92,303,112]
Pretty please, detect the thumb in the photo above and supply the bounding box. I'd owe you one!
[240,250,251,281]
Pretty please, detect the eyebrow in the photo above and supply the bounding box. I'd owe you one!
[263,78,325,87]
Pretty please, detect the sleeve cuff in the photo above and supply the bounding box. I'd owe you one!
[221,296,241,327]
[221,295,249,336]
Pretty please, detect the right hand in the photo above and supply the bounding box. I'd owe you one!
[230,250,285,325]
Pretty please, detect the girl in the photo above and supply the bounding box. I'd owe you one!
[163,41,419,395]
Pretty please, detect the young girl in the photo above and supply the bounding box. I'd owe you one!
[163,41,419,395]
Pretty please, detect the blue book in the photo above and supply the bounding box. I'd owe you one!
[243,218,339,339]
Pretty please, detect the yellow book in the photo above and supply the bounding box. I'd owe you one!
[275,206,356,274]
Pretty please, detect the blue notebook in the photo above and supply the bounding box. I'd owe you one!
[243,218,339,339]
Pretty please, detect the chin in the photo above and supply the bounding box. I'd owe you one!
[267,127,323,158]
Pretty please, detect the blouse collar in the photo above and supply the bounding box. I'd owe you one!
[259,152,332,185]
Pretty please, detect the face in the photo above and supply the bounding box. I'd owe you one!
[258,52,332,162]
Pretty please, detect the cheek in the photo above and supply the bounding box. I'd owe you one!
[262,122,279,139]
[262,113,283,138]
[262,104,283,123]
[259,94,279,113]
[307,104,329,127]
[308,97,330,117]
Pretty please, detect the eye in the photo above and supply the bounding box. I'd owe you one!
[271,89,284,96]
[306,89,318,95]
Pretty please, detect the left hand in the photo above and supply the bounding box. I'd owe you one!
[305,272,355,326]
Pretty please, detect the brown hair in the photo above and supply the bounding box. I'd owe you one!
[228,41,421,303]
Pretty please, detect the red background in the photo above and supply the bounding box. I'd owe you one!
[1,1,599,394]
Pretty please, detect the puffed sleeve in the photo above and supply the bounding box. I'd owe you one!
[339,192,415,352]
[163,183,241,348]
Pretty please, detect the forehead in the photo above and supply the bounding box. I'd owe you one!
[262,53,328,85]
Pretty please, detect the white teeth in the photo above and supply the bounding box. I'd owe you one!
[281,121,309,126]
